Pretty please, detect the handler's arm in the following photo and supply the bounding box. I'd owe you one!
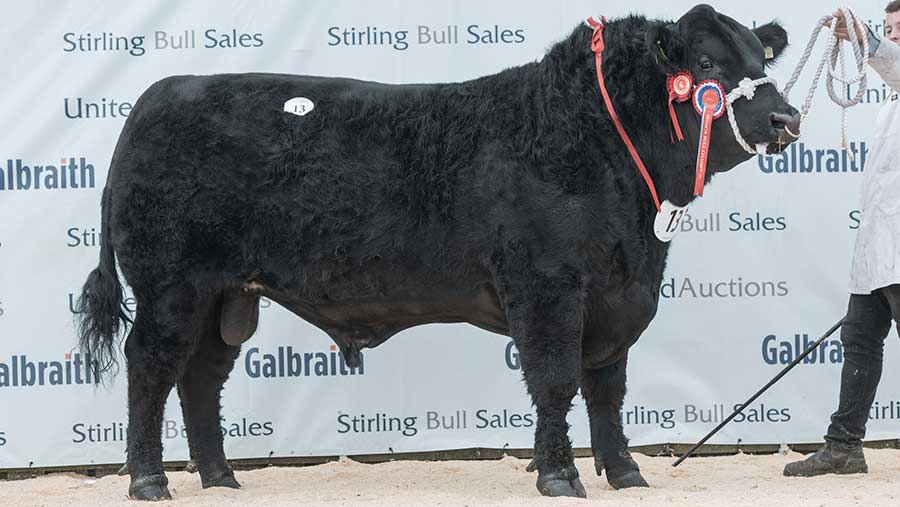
[867,27,900,92]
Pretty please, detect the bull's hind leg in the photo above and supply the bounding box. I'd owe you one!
[177,299,242,489]
[581,354,648,489]
[507,288,586,498]
[125,284,204,501]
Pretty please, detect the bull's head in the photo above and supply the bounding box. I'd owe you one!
[649,4,800,170]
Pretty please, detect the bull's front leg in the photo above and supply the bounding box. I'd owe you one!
[508,290,586,498]
[581,354,649,489]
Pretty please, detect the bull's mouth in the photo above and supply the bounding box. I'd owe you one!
[764,141,789,155]
[753,127,799,155]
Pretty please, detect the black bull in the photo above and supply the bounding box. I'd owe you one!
[76,4,800,500]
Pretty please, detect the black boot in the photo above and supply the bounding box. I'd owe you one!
[783,442,868,477]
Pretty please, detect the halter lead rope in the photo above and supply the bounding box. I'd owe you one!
[782,6,869,159]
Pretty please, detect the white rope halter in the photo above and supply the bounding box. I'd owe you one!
[725,76,779,154]
[782,6,869,159]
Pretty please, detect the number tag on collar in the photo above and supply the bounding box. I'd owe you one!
[654,200,689,242]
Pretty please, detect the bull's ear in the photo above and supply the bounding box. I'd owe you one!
[753,21,788,67]
[646,22,685,74]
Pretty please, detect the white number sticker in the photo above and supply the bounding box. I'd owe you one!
[284,97,315,116]
[653,200,688,242]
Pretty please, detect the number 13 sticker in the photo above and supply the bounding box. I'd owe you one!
[653,200,688,242]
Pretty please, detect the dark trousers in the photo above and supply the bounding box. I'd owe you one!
[826,284,900,446]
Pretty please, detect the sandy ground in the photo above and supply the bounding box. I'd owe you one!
[2,450,899,507]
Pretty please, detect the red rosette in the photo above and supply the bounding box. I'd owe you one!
[666,71,693,142]
[667,71,693,102]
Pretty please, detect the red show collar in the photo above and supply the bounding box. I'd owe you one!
[587,16,662,212]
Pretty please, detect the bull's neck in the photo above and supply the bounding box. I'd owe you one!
[540,19,699,208]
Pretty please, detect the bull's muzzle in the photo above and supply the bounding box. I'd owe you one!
[770,111,801,139]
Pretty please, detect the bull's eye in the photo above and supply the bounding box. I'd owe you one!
[700,59,714,71]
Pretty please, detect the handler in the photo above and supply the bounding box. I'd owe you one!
[785,2,900,477]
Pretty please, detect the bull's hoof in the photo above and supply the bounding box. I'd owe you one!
[595,452,650,490]
[201,472,241,489]
[536,466,587,498]
[128,474,172,501]
[200,464,241,489]
[606,470,649,489]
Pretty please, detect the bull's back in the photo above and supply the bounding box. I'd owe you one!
[117,72,430,179]
[106,73,482,290]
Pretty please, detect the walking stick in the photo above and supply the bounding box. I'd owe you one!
[672,317,845,467]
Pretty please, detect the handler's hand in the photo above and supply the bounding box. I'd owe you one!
[825,9,865,41]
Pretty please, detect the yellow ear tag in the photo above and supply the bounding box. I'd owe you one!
[764,46,775,59]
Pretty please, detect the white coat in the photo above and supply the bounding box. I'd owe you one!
[849,35,900,294]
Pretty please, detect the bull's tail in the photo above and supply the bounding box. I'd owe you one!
[75,185,132,380]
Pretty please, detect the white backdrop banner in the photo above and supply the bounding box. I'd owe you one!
[2,0,900,469]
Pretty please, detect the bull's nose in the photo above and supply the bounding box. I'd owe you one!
[770,111,801,138]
